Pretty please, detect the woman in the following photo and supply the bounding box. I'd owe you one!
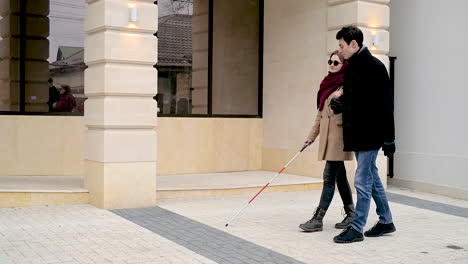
[299,50,355,232]
[53,85,76,112]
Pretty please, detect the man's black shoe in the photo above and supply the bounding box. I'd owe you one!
[333,226,364,243]
[364,222,396,237]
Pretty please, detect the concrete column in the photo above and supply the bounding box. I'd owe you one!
[84,0,158,209]
[327,0,391,187]
[191,0,209,114]
[0,0,49,111]
[327,0,390,68]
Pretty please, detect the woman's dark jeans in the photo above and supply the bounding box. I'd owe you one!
[318,161,353,209]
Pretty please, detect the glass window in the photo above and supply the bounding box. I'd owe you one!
[157,0,206,115]
[47,0,86,113]
[0,0,86,114]
[212,0,260,115]
[0,4,21,111]
[156,0,262,117]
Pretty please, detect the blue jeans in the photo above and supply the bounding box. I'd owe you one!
[350,149,393,233]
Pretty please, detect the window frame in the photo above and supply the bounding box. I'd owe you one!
[157,0,264,118]
[0,0,84,116]
[1,0,264,118]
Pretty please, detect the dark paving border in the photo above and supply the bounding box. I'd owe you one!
[112,207,305,264]
[387,192,468,219]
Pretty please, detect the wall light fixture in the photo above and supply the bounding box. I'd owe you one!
[130,6,138,22]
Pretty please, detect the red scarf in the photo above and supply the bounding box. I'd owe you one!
[317,61,347,111]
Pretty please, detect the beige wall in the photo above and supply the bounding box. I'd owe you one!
[0,116,84,176]
[262,0,328,178]
[263,0,327,151]
[389,0,468,199]
[212,0,259,115]
[0,1,396,192]
[261,0,389,187]
[0,116,262,178]
[157,117,262,175]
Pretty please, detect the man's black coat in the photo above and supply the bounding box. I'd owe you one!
[341,47,395,151]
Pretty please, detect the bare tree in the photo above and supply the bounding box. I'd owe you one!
[170,0,193,14]
[159,0,193,16]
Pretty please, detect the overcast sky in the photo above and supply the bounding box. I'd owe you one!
[49,0,86,62]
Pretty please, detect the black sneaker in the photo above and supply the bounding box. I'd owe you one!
[364,222,396,237]
[333,226,364,243]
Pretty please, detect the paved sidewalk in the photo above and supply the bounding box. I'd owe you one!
[0,205,214,264]
[0,187,467,263]
[156,187,468,264]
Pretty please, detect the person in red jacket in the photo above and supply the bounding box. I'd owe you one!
[53,85,76,112]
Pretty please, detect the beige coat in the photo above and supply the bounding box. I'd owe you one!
[307,88,353,161]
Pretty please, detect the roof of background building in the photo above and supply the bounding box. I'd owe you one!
[50,46,85,73]
[158,14,192,67]
[50,15,192,69]
[57,46,83,61]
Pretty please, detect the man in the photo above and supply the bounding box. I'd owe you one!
[331,26,396,243]
[47,78,60,112]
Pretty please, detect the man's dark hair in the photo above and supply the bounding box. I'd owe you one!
[48,78,53,84]
[336,26,363,48]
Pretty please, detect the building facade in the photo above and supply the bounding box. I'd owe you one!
[0,0,466,209]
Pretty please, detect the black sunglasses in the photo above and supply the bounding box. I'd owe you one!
[328,60,341,66]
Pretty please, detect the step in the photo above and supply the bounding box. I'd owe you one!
[157,171,323,199]
[0,176,89,207]
[0,171,323,207]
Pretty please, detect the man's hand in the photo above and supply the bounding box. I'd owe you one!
[382,142,396,157]
[304,139,313,147]
[331,97,343,114]
[332,90,343,99]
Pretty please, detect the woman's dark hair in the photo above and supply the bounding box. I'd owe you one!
[61,85,71,93]
[329,50,345,63]
[48,78,53,84]
[336,26,363,48]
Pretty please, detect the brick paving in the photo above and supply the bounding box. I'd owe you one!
[157,188,468,264]
[113,207,305,264]
[0,187,467,263]
[0,205,214,264]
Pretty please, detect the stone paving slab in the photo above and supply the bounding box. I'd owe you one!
[113,207,305,264]
[386,187,468,209]
[0,205,215,264]
[158,187,468,264]
[0,187,467,264]
[387,192,468,219]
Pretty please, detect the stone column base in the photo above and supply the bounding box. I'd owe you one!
[85,160,156,209]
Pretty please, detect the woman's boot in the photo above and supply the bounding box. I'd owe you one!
[335,204,355,229]
[299,207,327,232]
